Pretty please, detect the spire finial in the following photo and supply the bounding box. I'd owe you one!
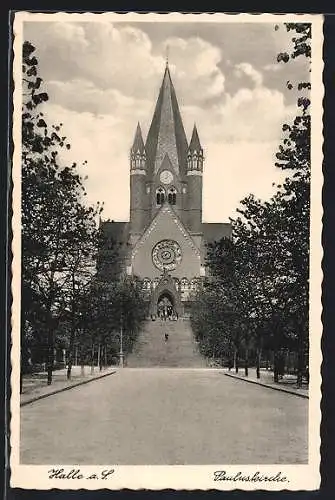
[165,44,169,67]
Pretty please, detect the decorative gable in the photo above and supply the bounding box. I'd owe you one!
[131,204,201,280]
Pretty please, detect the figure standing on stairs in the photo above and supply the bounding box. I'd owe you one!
[164,333,169,342]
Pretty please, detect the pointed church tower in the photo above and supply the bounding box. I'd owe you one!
[145,63,189,177]
[130,123,148,237]
[187,124,204,234]
[144,63,189,223]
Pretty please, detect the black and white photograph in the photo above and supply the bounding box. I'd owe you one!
[10,12,323,491]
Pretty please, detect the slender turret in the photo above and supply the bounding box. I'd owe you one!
[187,124,203,233]
[130,123,147,236]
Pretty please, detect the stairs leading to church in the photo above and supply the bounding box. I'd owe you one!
[127,319,206,368]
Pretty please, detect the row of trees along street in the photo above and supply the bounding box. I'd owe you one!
[21,41,146,391]
[191,24,311,388]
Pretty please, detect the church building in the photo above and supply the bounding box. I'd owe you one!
[98,62,231,317]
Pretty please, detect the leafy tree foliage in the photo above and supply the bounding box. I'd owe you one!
[22,41,102,385]
[75,275,147,371]
[191,23,311,387]
[21,42,147,388]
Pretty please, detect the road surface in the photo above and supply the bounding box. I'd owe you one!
[20,368,308,465]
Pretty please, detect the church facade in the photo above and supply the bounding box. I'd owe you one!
[99,63,231,317]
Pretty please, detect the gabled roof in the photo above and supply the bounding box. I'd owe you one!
[132,202,200,259]
[145,65,188,178]
[131,123,145,153]
[100,221,129,245]
[202,222,232,244]
[158,153,174,174]
[189,124,202,153]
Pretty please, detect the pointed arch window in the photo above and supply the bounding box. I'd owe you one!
[181,278,189,291]
[187,153,192,170]
[191,278,198,291]
[173,277,180,291]
[156,187,165,205]
[153,277,160,290]
[142,278,152,291]
[168,187,177,205]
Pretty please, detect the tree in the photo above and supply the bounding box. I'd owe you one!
[78,274,146,369]
[21,41,102,386]
[275,22,311,387]
[191,24,311,387]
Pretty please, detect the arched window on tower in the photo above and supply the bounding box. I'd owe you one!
[181,278,189,292]
[156,187,165,205]
[187,153,192,170]
[168,187,177,205]
[192,153,198,170]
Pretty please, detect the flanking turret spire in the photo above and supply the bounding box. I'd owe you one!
[187,124,204,172]
[130,122,146,171]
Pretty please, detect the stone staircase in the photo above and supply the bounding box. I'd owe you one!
[127,319,206,368]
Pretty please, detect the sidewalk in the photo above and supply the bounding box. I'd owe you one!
[224,367,309,398]
[21,365,117,406]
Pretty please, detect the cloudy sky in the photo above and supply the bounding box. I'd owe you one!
[23,19,308,222]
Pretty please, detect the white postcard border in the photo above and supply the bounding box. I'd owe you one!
[10,11,324,491]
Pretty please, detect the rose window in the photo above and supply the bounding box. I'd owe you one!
[152,239,182,271]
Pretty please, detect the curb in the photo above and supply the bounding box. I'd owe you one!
[20,369,117,407]
[224,372,309,399]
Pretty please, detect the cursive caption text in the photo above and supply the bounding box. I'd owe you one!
[213,470,289,483]
[48,468,115,480]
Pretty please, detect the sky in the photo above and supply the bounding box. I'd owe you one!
[23,19,309,222]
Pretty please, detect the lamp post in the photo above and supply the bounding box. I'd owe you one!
[119,310,124,368]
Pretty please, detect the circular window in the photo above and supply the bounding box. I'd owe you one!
[152,239,182,271]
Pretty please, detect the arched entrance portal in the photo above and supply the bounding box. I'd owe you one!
[149,273,183,318]
[157,291,176,320]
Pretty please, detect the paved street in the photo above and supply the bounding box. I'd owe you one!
[20,368,308,465]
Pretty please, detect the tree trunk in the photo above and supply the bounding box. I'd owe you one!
[98,343,102,371]
[235,348,239,374]
[67,329,75,380]
[66,358,72,380]
[79,342,85,376]
[104,344,107,367]
[256,347,261,379]
[91,343,95,374]
[273,350,279,383]
[47,326,54,385]
[67,273,76,380]
[45,288,56,385]
[244,344,249,377]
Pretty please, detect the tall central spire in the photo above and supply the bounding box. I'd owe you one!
[145,65,188,178]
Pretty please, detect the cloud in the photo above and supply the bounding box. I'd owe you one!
[203,141,287,221]
[23,20,298,223]
[24,22,225,106]
[182,85,295,145]
[41,103,131,220]
[46,78,152,120]
[161,36,225,103]
[234,62,263,87]
[263,63,282,72]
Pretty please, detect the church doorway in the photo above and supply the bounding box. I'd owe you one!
[157,291,178,321]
